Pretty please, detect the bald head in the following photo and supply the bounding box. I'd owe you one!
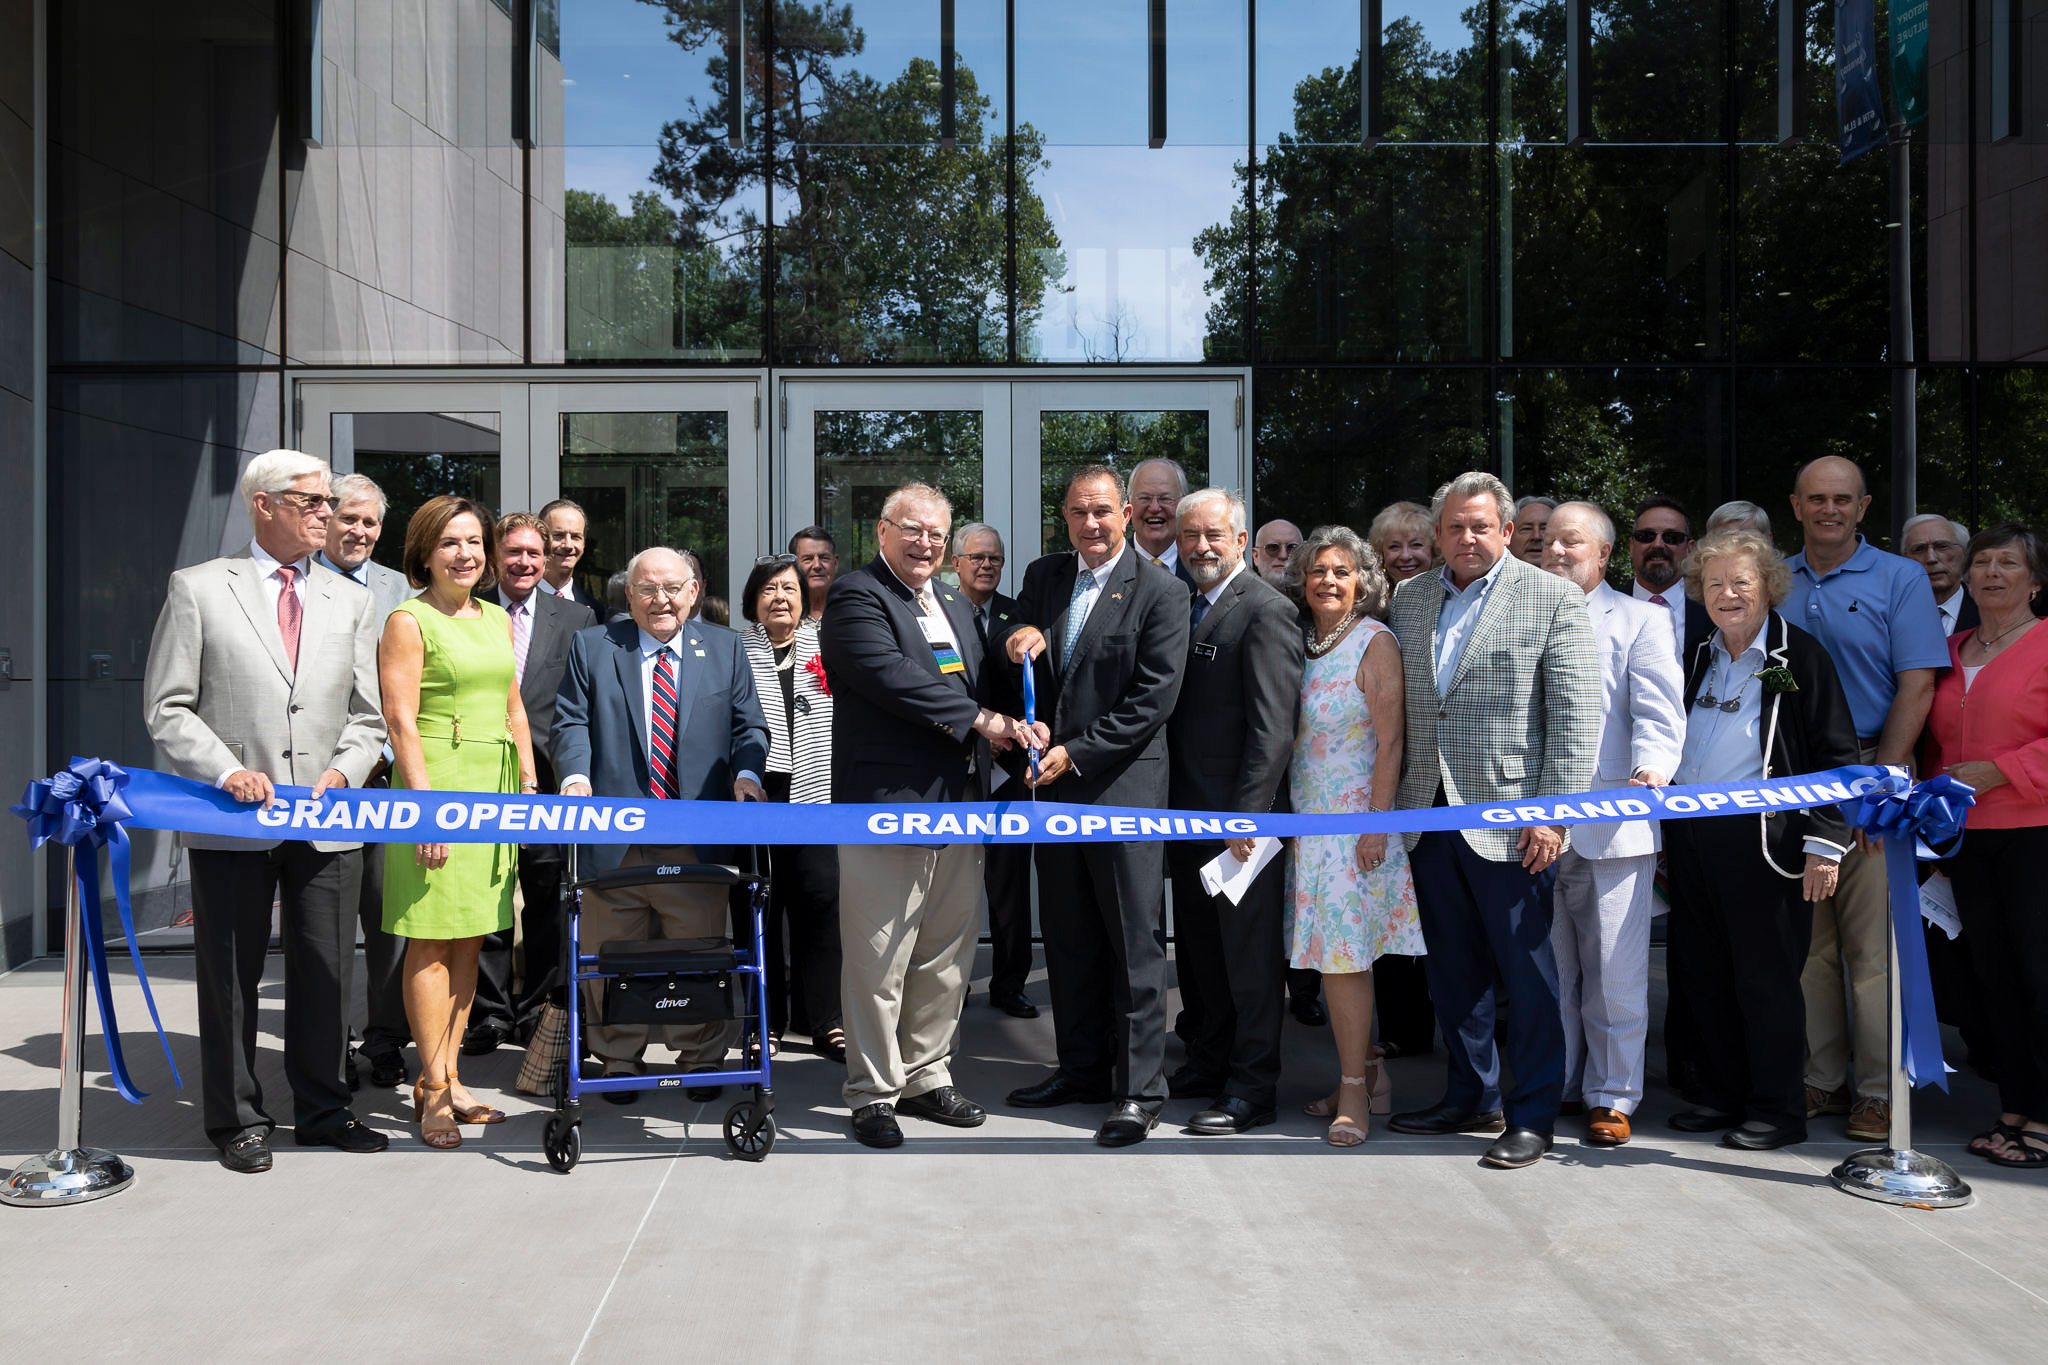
[1253,518,1303,586]
[1789,455,1871,565]
[626,546,699,640]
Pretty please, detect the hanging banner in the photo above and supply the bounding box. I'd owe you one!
[1836,0,1886,164]
[1889,0,1931,129]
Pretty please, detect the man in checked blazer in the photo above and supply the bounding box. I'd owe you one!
[1384,471,1601,1169]
[143,450,390,1173]
[993,465,1190,1148]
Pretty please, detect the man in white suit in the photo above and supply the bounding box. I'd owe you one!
[1540,502,1685,1147]
[317,472,414,1089]
[143,450,389,1173]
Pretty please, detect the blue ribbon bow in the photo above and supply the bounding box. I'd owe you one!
[1847,770,1976,1092]
[11,757,182,1102]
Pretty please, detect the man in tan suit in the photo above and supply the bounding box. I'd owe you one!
[143,450,389,1173]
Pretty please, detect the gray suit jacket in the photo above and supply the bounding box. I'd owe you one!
[316,555,414,622]
[1568,581,1685,862]
[508,589,597,775]
[1167,569,1303,816]
[143,551,387,852]
[1388,554,1601,860]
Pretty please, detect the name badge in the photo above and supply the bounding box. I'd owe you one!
[1193,642,1218,660]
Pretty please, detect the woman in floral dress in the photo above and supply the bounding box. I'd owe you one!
[1285,525,1425,1146]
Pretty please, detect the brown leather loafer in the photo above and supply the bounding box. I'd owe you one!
[1585,1106,1631,1146]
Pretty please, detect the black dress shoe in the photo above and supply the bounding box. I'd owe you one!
[989,991,1041,1019]
[1096,1101,1161,1147]
[294,1116,391,1153]
[1290,995,1329,1026]
[1187,1096,1278,1135]
[1669,1107,1738,1133]
[220,1132,273,1174]
[1559,1099,1586,1117]
[1166,1065,1226,1101]
[345,1050,361,1092]
[601,1083,641,1105]
[460,1023,508,1057]
[898,1086,987,1127]
[1006,1073,1112,1108]
[1387,1102,1507,1136]
[366,1050,408,1088]
[1481,1127,1554,1169]
[1722,1123,1806,1151]
[851,1102,904,1149]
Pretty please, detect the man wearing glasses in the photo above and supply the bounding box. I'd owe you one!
[1252,518,1302,589]
[950,522,1040,1020]
[1629,497,1707,661]
[553,546,771,1103]
[822,488,1046,1148]
[143,450,390,1171]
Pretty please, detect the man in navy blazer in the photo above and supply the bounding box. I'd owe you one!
[822,484,1045,1149]
[552,546,770,1097]
[993,465,1191,1147]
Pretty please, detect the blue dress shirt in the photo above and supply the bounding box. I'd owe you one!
[1433,552,1510,696]
[1676,629,1840,861]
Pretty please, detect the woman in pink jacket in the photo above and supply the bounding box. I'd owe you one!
[1923,524,2048,1169]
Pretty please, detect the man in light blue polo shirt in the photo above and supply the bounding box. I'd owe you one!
[1783,455,1949,1142]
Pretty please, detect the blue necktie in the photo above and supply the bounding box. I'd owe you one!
[1062,568,1096,670]
[1190,594,1209,629]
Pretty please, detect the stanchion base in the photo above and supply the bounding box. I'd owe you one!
[1,1148,135,1207]
[1830,1146,1972,1210]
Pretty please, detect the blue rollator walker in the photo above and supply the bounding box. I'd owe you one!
[541,852,776,1171]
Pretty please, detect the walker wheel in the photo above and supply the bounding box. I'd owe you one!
[543,1116,582,1172]
[723,1102,776,1162]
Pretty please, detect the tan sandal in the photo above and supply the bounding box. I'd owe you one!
[415,1080,462,1150]
[1319,1076,1373,1147]
[447,1070,507,1125]
[1305,1061,1392,1118]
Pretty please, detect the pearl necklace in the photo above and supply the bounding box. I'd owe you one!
[1306,608,1361,657]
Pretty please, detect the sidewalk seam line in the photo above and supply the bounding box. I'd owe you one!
[569,1140,687,1363]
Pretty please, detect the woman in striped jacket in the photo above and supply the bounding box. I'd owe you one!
[740,555,843,1062]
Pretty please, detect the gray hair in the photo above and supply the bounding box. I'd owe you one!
[238,449,330,519]
[331,472,388,518]
[1705,499,1773,537]
[951,521,1003,556]
[1901,512,1969,547]
[1130,457,1190,500]
[1514,494,1559,516]
[1431,471,1514,530]
[880,482,953,528]
[1550,500,1616,549]
[1287,524,1391,621]
[1685,528,1793,608]
[624,546,695,587]
[1176,488,1247,538]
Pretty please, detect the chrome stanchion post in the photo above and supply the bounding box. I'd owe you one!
[2,848,135,1207]
[1830,869,1970,1209]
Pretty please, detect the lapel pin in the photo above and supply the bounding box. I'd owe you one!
[1111,592,1123,601]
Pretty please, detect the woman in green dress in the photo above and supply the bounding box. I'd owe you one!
[380,495,539,1150]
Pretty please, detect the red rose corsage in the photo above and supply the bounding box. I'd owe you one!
[804,652,831,697]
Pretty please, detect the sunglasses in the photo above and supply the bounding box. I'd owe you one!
[1631,529,1692,547]
[754,553,798,567]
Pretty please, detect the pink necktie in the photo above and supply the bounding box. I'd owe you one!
[1650,594,1667,606]
[276,564,302,671]
[510,599,531,686]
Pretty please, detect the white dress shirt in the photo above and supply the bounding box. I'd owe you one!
[1935,586,1966,637]
[538,577,578,605]
[1141,541,1180,574]
[1632,578,1687,657]
[1067,540,1131,645]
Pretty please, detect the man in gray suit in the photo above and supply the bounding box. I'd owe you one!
[1384,471,1600,1169]
[1540,502,1684,1148]
[317,472,413,1089]
[552,546,770,1102]
[143,450,390,1173]
[468,511,597,1053]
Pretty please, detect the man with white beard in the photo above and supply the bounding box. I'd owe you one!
[1540,502,1684,1147]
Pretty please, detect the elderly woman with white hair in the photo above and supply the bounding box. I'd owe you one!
[1282,524,1424,1145]
[1664,528,1858,1150]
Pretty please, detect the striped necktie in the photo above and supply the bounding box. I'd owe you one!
[509,598,531,687]
[649,648,680,799]
[1062,567,1097,670]
[275,564,302,672]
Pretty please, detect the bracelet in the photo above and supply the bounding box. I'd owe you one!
[519,782,540,792]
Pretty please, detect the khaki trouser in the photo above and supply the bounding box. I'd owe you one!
[1802,749,1893,1100]
[838,842,984,1107]
[580,844,739,1074]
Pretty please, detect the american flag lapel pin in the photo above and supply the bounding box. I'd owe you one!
[1111,592,1123,601]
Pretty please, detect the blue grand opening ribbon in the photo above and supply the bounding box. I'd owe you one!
[10,757,182,1103]
[1848,770,1975,1091]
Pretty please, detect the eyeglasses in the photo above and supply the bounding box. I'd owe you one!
[630,582,693,600]
[1632,528,1692,546]
[881,517,949,545]
[960,552,1005,566]
[754,553,798,568]
[1260,541,1301,556]
[270,491,341,513]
